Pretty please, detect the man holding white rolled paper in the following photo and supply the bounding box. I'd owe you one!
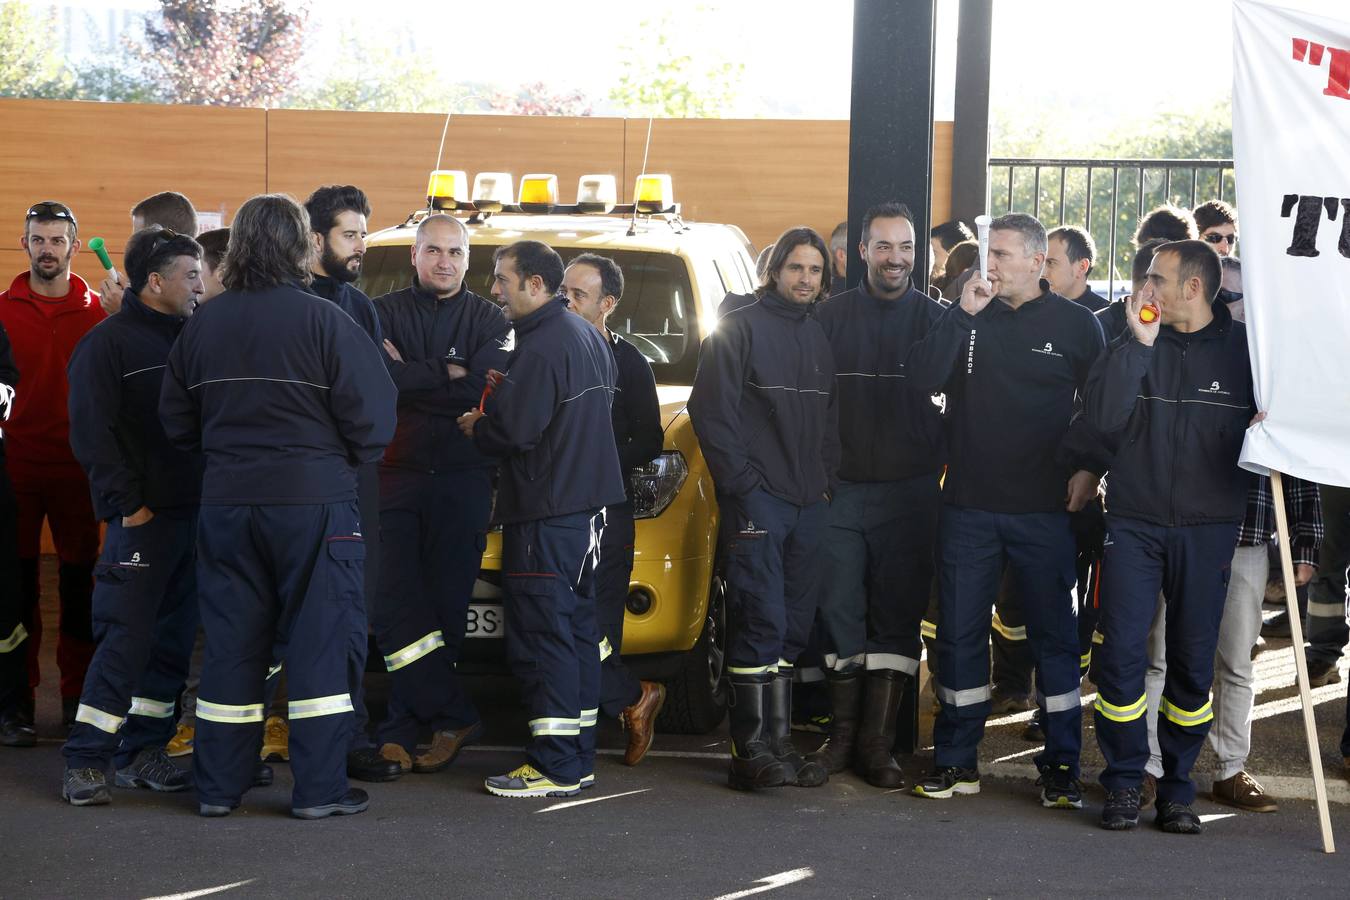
[906,213,1105,807]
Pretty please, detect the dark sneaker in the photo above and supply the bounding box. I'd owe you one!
[115,748,191,792]
[62,767,112,806]
[1022,710,1046,743]
[0,709,36,748]
[199,801,238,817]
[912,766,980,799]
[292,788,369,820]
[484,763,580,799]
[253,762,274,788]
[1211,770,1277,813]
[1156,799,1202,834]
[580,773,595,790]
[1037,765,1083,809]
[990,691,1034,715]
[1139,773,1158,811]
[1308,661,1342,688]
[1100,787,1140,830]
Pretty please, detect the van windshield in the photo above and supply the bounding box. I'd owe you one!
[360,244,699,385]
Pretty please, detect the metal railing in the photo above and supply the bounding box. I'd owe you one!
[987,157,1235,300]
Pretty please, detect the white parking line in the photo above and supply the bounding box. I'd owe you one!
[140,879,255,900]
[711,868,815,900]
[535,788,650,814]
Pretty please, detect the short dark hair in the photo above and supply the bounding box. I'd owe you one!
[758,226,831,301]
[1157,239,1221,304]
[1134,205,1196,246]
[861,202,914,245]
[219,194,313,292]
[1193,200,1237,233]
[124,227,201,293]
[930,219,973,250]
[1131,238,1168,289]
[495,240,564,294]
[196,227,229,271]
[569,252,624,301]
[1048,225,1096,273]
[131,192,198,236]
[990,212,1047,256]
[304,185,371,236]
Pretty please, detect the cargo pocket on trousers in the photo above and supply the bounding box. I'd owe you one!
[503,575,565,675]
[326,537,366,608]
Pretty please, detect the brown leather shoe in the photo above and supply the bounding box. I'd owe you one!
[379,743,412,774]
[1211,770,1278,813]
[620,681,666,766]
[412,722,483,774]
[1139,773,1157,811]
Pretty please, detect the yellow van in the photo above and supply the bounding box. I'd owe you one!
[358,172,757,733]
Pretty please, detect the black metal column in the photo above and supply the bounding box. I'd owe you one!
[847,0,937,293]
[951,0,993,227]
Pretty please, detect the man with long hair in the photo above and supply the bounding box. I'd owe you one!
[160,194,396,819]
[689,226,838,791]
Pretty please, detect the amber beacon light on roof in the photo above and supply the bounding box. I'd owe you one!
[423,170,678,221]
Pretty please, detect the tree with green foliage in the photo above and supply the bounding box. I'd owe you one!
[609,9,744,118]
[0,1,73,98]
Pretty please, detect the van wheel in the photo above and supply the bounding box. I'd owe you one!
[657,575,728,734]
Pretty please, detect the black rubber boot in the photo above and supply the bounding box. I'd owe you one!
[727,674,790,791]
[768,670,828,787]
[855,669,907,788]
[806,671,861,774]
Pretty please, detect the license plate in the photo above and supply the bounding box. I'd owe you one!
[466,603,505,638]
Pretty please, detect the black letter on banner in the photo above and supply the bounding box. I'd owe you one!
[1281,194,1341,257]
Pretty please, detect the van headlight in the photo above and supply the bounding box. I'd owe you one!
[630,451,687,519]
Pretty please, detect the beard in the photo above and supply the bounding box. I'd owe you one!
[29,246,72,283]
[320,244,362,283]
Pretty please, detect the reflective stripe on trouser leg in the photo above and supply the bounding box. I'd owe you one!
[935,681,991,707]
[530,717,581,736]
[128,696,176,718]
[289,692,355,720]
[197,699,265,723]
[1159,696,1212,728]
[824,652,864,673]
[382,630,445,672]
[991,611,1027,641]
[0,622,26,653]
[865,653,919,675]
[1038,690,1082,715]
[75,703,125,734]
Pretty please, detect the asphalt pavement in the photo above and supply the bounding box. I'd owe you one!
[5,559,1350,898]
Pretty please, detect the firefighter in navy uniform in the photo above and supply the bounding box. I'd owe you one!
[1087,240,1255,835]
[0,321,28,748]
[689,227,839,792]
[60,230,207,806]
[561,253,667,766]
[160,195,396,819]
[371,214,510,775]
[905,213,1104,807]
[458,240,625,798]
[299,184,402,784]
[807,203,946,788]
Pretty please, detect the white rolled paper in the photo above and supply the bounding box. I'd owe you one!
[974,214,992,282]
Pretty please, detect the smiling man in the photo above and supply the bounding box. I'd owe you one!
[689,226,838,792]
[907,212,1105,809]
[61,229,205,806]
[809,203,946,789]
[0,201,104,739]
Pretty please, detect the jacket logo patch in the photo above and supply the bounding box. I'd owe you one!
[1031,341,1064,358]
[739,520,768,537]
[1198,381,1232,396]
[965,330,977,374]
[120,551,149,569]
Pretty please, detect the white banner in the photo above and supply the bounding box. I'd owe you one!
[1235,0,1350,488]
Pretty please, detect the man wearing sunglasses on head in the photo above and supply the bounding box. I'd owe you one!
[0,201,105,737]
[1194,200,1238,258]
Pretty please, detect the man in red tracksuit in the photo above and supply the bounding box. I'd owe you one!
[0,201,105,731]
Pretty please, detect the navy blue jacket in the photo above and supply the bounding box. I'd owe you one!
[815,279,946,483]
[160,282,396,505]
[376,281,511,472]
[1085,301,1255,527]
[310,274,383,345]
[0,321,16,450]
[690,290,839,506]
[472,299,625,524]
[68,291,202,520]
[907,286,1105,514]
[608,331,663,501]
[1069,286,1109,314]
[1096,301,1128,342]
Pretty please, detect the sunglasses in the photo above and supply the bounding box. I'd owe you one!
[1203,232,1236,246]
[26,201,78,232]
